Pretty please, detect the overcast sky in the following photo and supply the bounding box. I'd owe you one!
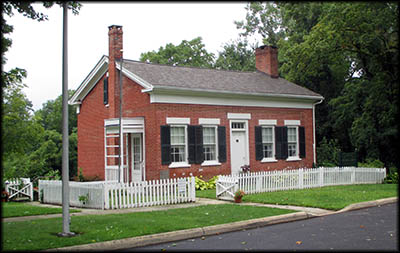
[4,2,263,111]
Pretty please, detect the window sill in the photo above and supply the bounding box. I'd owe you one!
[169,162,191,168]
[286,157,302,162]
[261,158,278,163]
[201,161,221,167]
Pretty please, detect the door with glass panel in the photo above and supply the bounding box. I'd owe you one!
[131,133,143,182]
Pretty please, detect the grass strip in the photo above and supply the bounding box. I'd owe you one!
[2,202,81,218]
[197,184,398,210]
[2,204,295,251]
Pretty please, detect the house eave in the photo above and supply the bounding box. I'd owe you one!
[68,55,109,105]
[144,85,324,102]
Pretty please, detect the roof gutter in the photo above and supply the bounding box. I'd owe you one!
[143,85,324,102]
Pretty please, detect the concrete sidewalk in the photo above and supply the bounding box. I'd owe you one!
[4,196,397,251]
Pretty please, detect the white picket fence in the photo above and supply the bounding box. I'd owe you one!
[39,180,105,209]
[5,178,33,201]
[39,177,196,210]
[217,167,386,200]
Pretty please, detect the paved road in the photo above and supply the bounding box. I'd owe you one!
[128,203,398,251]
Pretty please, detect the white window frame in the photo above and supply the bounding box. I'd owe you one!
[169,125,190,168]
[286,126,301,161]
[201,125,221,166]
[261,126,277,163]
[259,120,277,163]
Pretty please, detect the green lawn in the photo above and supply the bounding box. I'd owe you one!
[197,184,398,210]
[2,204,295,251]
[2,202,81,218]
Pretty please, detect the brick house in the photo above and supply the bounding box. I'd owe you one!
[69,25,324,182]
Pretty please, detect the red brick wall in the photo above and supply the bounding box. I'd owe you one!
[78,76,316,181]
[77,74,109,179]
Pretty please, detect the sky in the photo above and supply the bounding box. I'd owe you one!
[3,2,262,111]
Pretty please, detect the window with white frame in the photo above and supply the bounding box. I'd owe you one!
[170,126,187,163]
[287,126,298,157]
[203,126,217,161]
[262,126,274,159]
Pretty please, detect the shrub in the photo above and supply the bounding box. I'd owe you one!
[358,158,385,168]
[384,167,398,184]
[195,175,218,191]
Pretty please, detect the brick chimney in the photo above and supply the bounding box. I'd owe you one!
[255,45,279,78]
[107,25,123,118]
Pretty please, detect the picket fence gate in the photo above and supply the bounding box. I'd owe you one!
[216,167,386,201]
[39,177,196,210]
[5,178,33,201]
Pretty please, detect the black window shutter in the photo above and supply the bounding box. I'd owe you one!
[103,77,108,105]
[218,126,226,163]
[195,126,204,164]
[188,125,204,164]
[255,126,263,161]
[188,125,196,164]
[160,125,171,165]
[299,126,306,158]
[275,126,288,159]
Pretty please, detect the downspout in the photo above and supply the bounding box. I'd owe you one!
[313,98,324,165]
[118,52,124,183]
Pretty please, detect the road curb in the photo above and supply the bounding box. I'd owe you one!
[336,197,397,213]
[46,212,309,251]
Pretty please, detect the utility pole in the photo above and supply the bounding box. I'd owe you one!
[59,3,74,237]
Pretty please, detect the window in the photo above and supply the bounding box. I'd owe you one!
[103,76,109,105]
[170,126,187,163]
[231,122,245,129]
[262,127,274,159]
[203,127,217,161]
[287,126,298,158]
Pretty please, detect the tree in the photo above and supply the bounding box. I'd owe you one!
[1,1,81,179]
[35,90,77,135]
[214,39,256,72]
[140,37,215,68]
[234,2,285,46]
[234,2,399,168]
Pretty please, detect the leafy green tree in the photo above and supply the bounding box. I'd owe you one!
[235,2,285,46]
[234,2,398,168]
[214,39,256,72]
[140,37,215,68]
[35,90,77,135]
[2,76,43,156]
[1,1,81,179]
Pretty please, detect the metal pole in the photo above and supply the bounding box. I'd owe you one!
[60,3,73,237]
[118,53,124,183]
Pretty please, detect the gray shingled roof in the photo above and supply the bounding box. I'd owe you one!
[121,59,322,98]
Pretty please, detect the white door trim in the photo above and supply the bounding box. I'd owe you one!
[229,119,249,175]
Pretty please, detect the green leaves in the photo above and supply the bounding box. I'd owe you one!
[234,2,398,168]
[140,37,215,68]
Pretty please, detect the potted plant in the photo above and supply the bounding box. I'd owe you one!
[240,165,251,173]
[234,189,245,203]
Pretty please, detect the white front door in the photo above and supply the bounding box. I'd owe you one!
[230,121,249,175]
[131,133,143,182]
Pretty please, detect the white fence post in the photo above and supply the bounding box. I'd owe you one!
[299,168,304,189]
